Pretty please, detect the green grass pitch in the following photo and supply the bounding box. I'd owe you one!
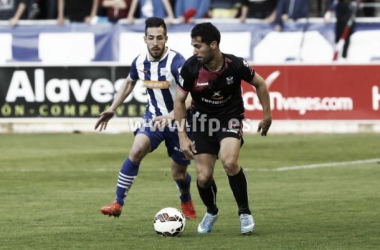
[0,133,379,249]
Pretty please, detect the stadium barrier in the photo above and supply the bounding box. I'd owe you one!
[1,64,379,134]
[1,18,380,64]
[1,19,379,133]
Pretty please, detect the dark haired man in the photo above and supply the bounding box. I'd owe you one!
[174,22,272,234]
[97,17,196,220]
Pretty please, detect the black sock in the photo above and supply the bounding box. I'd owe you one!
[228,168,251,215]
[197,179,218,215]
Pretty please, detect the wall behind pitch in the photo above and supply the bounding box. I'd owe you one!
[0,65,379,133]
[243,65,380,121]
[1,64,379,120]
[0,66,147,118]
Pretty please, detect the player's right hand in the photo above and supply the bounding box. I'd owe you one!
[95,110,115,131]
[179,135,197,160]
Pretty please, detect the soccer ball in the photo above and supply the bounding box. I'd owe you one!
[153,207,186,237]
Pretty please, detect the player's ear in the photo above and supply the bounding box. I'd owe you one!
[210,41,217,50]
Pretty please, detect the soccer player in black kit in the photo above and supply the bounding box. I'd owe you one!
[174,22,272,235]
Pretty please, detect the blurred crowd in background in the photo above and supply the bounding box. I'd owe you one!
[1,0,379,29]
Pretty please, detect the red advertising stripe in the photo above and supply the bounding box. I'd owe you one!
[243,65,380,120]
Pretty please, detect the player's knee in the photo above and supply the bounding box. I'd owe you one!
[197,174,213,188]
[221,158,239,175]
[129,147,147,162]
[172,171,186,182]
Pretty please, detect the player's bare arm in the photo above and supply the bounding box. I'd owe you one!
[95,75,137,131]
[153,94,193,129]
[174,87,196,159]
[250,73,272,136]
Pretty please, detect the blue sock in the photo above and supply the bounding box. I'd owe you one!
[176,173,192,202]
[115,158,139,205]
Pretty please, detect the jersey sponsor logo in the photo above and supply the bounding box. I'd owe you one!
[225,129,238,134]
[229,119,239,129]
[243,59,254,75]
[243,60,250,68]
[179,75,184,87]
[194,81,210,91]
[160,68,169,77]
[197,82,209,86]
[226,76,234,85]
[211,91,224,100]
[143,80,170,89]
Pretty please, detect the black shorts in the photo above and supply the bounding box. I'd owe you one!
[191,115,244,156]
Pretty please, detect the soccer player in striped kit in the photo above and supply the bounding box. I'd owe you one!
[96,17,196,219]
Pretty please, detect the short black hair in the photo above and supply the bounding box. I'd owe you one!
[191,22,221,46]
[145,17,167,36]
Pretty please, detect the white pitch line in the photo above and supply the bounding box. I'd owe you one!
[1,159,379,173]
[271,158,380,172]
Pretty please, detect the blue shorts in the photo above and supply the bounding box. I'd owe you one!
[134,111,193,166]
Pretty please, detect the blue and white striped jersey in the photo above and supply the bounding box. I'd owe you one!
[129,48,185,116]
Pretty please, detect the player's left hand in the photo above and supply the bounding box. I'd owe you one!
[257,117,272,136]
[152,115,173,130]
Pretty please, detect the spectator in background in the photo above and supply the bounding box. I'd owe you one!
[57,0,99,25]
[209,0,241,19]
[44,0,58,19]
[99,0,132,22]
[325,0,355,59]
[361,0,376,17]
[274,0,310,31]
[127,0,174,25]
[0,0,28,26]
[175,0,211,24]
[28,0,41,19]
[28,0,58,20]
[240,0,278,23]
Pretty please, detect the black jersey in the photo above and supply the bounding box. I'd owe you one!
[178,53,255,119]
